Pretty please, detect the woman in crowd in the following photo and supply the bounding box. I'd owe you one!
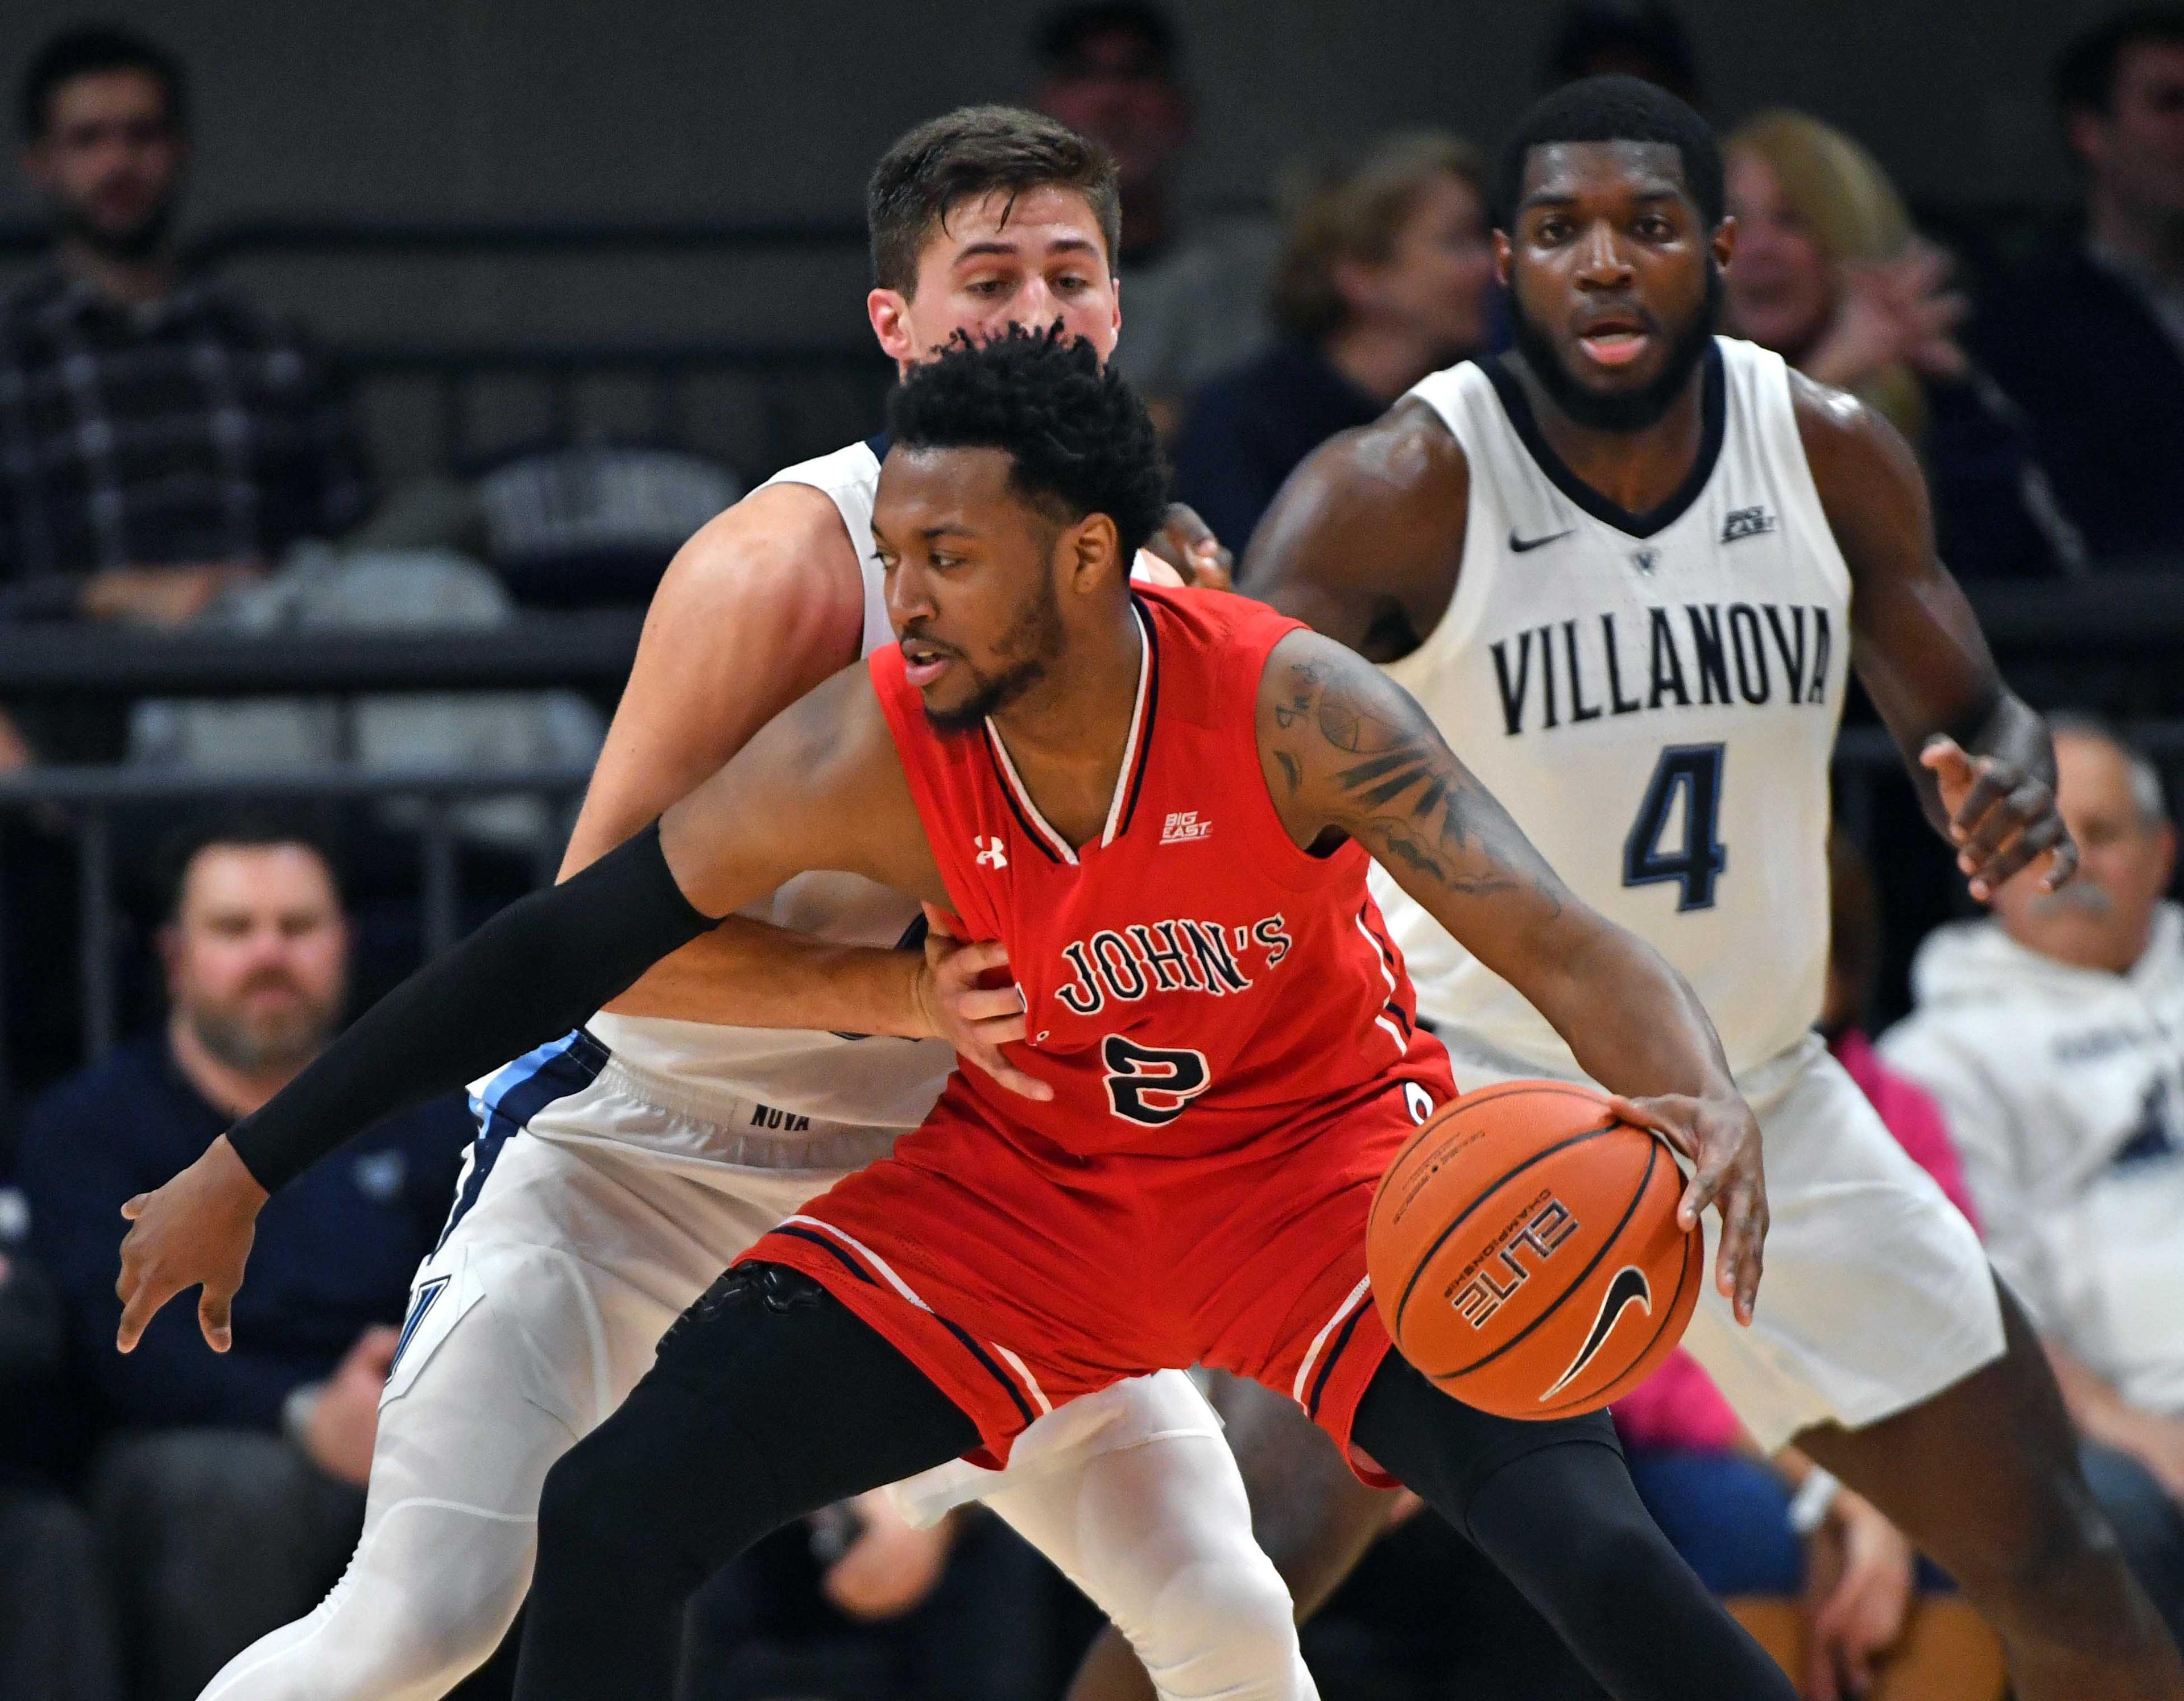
[1170,131,1495,552]
[1723,108,2084,577]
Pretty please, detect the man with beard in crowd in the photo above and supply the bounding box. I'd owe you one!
[15,815,467,1701]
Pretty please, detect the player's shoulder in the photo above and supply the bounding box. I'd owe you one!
[1785,367,1922,490]
[1243,398,1469,590]
[648,476,863,627]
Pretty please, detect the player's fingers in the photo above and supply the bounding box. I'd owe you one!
[120,1191,150,1221]
[1946,759,2014,845]
[1604,1094,1693,1157]
[1917,735,1970,785]
[115,1272,169,1354]
[1968,812,2067,902]
[2041,828,2082,892]
[920,901,965,943]
[969,1012,1029,1046]
[936,941,1010,990]
[949,984,1025,1023]
[1731,1187,1767,1323]
[1957,777,2049,869]
[975,1048,1053,1102]
[198,1282,234,1353]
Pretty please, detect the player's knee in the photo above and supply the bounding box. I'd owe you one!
[1135,1550,1302,1700]
[535,1425,674,1580]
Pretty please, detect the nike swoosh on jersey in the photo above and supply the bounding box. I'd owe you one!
[1541,1265,1652,1401]
[1508,528,1574,553]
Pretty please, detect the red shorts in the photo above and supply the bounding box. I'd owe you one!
[743,1034,1453,1480]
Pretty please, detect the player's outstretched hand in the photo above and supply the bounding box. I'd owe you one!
[115,1132,267,1354]
[1920,734,2078,904]
[1606,1091,1767,1326]
[911,903,1054,1102]
[1146,503,1235,593]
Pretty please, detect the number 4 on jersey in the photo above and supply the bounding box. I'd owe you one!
[1622,744,1727,912]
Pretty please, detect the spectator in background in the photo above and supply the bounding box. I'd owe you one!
[1972,8,2184,563]
[1723,109,2087,576]
[0,27,366,642]
[1031,2,1273,434]
[1883,717,2184,1648]
[1542,0,1701,105]
[0,1231,122,1701]
[14,814,467,1701]
[1170,133,1494,552]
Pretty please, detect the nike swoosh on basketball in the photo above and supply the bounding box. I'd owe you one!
[1508,528,1573,553]
[1541,1265,1652,1401]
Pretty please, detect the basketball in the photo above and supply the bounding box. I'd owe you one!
[1368,1082,1702,1418]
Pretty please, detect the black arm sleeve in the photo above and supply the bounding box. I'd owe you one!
[228,822,715,1193]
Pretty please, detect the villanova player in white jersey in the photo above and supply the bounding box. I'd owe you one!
[185,109,1301,1701]
[1247,78,2184,1700]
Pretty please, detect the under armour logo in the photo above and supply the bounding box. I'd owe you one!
[1631,548,1659,574]
[974,835,1009,870]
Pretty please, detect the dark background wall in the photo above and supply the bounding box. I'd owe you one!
[0,0,2128,350]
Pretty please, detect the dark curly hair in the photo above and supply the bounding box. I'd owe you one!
[1496,73,1723,229]
[886,325,1169,564]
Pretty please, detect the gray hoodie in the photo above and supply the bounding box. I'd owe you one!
[1881,903,2184,1414]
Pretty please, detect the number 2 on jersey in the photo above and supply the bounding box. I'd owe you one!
[1622,743,1727,911]
[1102,1036,1212,1126]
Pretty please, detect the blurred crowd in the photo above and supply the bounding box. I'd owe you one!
[0,3,2181,1699]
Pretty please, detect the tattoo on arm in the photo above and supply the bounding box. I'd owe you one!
[1272,653,1561,913]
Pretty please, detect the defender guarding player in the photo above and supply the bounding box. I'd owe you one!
[1244,75,2184,1700]
[122,328,1798,1701]
[169,108,1305,1701]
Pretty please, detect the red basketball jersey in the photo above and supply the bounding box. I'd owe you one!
[871,582,1430,1158]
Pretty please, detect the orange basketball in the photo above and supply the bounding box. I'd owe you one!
[1368,1081,1702,1418]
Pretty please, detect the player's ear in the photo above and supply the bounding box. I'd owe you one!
[1711,214,1737,272]
[868,288,917,371]
[1064,512,1122,595]
[1492,229,1513,288]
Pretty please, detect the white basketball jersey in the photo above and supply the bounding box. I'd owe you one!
[588,440,957,1132]
[1371,338,1850,1076]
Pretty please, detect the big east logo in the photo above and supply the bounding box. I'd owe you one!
[1447,1190,1580,1327]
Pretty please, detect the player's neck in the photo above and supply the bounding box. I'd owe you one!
[987,601,1145,850]
[1505,351,1709,518]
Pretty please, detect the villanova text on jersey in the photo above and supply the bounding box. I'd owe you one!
[1487,601,1834,736]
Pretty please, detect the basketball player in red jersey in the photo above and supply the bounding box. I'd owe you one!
[111,327,1796,1701]
[1240,75,2184,1701]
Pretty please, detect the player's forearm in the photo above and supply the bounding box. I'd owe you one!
[229,824,714,1192]
[1534,922,1739,1103]
[603,916,932,1038]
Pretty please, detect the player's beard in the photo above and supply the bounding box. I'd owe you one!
[920,570,1068,734]
[1509,263,1722,434]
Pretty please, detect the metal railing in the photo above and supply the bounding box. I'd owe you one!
[0,765,594,1067]
[0,569,2179,1096]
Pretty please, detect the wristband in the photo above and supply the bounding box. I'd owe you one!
[1786,1466,1842,1536]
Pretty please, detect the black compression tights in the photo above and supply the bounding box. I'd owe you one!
[515,1265,1795,1701]
[1351,1352,1799,1701]
[511,1264,977,1701]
